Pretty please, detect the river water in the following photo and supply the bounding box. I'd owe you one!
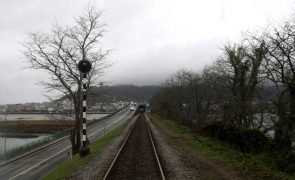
[0,113,108,154]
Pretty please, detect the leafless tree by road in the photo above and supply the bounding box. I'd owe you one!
[23,6,109,154]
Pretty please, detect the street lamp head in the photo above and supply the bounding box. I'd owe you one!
[78,60,92,74]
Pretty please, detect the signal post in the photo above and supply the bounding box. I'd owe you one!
[77,59,92,157]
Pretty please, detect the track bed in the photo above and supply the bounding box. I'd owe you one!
[104,114,164,180]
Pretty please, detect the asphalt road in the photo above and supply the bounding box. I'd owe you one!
[0,108,133,180]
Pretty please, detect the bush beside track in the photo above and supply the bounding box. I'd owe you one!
[149,113,295,179]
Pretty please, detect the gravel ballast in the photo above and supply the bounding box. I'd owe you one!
[106,114,162,179]
[145,114,241,180]
[67,115,138,180]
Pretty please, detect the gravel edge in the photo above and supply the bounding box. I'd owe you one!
[145,114,242,180]
[145,114,200,179]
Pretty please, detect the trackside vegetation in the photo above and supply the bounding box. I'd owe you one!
[42,120,129,180]
[150,13,295,175]
[149,113,295,179]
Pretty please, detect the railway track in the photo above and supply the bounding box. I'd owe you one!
[103,113,165,180]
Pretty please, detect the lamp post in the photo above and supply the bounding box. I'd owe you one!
[77,60,92,157]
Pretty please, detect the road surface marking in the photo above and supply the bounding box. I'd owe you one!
[9,147,71,180]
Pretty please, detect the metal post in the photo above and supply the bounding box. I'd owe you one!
[4,108,7,160]
[79,73,90,156]
[68,151,72,161]
[77,59,92,157]
[104,119,106,136]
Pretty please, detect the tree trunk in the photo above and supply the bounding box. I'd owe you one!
[70,92,82,155]
[273,88,294,152]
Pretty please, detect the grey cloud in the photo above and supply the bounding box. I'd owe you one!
[0,0,294,104]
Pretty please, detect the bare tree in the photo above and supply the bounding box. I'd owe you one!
[264,22,295,151]
[150,68,223,127]
[218,40,267,129]
[23,6,109,154]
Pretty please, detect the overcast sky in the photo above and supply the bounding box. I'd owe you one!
[0,0,295,104]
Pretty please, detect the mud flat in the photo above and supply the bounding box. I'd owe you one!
[0,120,73,134]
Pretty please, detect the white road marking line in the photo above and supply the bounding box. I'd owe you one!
[9,146,71,180]
[89,114,126,137]
[9,113,130,180]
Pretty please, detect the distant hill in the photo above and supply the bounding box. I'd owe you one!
[88,85,160,104]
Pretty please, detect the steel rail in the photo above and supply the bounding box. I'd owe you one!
[144,115,165,180]
[103,114,165,180]
[102,116,138,180]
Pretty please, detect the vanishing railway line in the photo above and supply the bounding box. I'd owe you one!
[103,113,165,180]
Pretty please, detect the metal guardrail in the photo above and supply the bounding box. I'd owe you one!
[0,106,128,161]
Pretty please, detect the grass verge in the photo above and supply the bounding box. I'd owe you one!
[42,120,129,180]
[148,113,295,180]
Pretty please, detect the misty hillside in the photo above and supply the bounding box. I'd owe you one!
[88,85,160,104]
[86,84,281,104]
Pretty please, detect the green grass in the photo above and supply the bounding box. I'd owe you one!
[43,120,129,180]
[148,113,295,180]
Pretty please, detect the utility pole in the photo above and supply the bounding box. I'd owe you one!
[77,60,92,157]
[4,106,8,160]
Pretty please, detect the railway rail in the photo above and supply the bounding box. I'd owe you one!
[103,113,165,180]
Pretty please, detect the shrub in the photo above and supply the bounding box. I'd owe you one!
[202,121,224,138]
[203,123,269,154]
[240,129,269,153]
[220,126,242,146]
[275,151,295,173]
[203,122,242,149]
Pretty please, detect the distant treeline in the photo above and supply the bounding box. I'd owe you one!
[150,17,295,173]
